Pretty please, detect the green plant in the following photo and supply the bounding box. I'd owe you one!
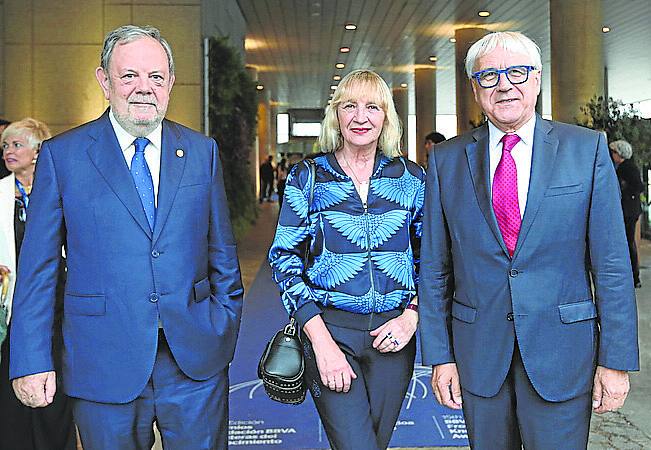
[578,96,651,165]
[208,37,258,239]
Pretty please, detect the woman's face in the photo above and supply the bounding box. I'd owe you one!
[1,133,38,175]
[337,97,385,151]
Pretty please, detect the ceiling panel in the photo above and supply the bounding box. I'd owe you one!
[238,0,651,115]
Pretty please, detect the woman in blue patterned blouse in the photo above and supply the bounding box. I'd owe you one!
[269,69,425,450]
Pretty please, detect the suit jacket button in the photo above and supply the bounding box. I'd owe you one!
[506,312,514,321]
[151,250,160,258]
[509,269,519,277]
[149,293,159,303]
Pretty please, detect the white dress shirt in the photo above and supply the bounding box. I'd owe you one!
[488,114,536,219]
[109,110,162,206]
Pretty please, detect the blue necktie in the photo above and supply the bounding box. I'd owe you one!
[131,137,155,230]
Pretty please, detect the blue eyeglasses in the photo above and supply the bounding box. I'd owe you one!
[472,65,537,88]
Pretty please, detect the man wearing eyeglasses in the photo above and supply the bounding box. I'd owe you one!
[419,31,638,448]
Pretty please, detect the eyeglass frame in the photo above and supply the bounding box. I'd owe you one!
[471,65,538,89]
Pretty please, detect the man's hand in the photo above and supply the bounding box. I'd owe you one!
[431,363,463,410]
[592,366,630,414]
[12,371,57,408]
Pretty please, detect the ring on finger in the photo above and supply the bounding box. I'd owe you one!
[392,339,400,346]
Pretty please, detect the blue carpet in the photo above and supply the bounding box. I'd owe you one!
[228,262,469,448]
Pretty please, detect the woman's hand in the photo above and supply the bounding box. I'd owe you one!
[303,315,357,392]
[370,307,418,353]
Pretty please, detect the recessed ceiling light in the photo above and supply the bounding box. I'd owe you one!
[478,11,490,17]
[330,85,338,90]
[602,26,611,33]
[429,56,438,62]
[400,83,408,88]
[256,84,264,91]
[335,63,345,69]
[340,47,351,53]
[345,23,357,30]
[449,37,457,43]
[333,75,342,81]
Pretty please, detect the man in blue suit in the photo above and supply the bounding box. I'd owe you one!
[419,31,639,449]
[9,25,243,449]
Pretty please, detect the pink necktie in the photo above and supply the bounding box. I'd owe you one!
[492,134,521,257]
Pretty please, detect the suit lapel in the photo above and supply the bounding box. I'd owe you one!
[153,120,186,244]
[86,113,152,238]
[512,117,558,259]
[466,125,510,257]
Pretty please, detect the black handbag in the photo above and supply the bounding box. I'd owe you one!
[258,159,316,405]
[257,318,306,404]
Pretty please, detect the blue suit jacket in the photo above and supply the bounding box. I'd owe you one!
[9,111,244,403]
[419,116,639,402]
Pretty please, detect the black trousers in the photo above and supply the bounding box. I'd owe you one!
[0,332,76,450]
[302,308,416,450]
[624,214,641,285]
[260,179,274,201]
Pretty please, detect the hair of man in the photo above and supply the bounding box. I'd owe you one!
[465,31,542,79]
[100,25,175,78]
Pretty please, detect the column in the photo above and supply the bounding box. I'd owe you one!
[455,27,488,134]
[415,68,436,166]
[550,0,603,123]
[392,86,408,152]
[269,101,277,157]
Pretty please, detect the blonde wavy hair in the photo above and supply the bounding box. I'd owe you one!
[1,117,52,150]
[318,69,402,157]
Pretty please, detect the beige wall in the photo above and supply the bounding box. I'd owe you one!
[1,0,202,135]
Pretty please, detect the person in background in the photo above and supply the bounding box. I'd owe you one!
[9,25,243,449]
[269,69,425,450]
[259,154,275,202]
[424,131,446,153]
[0,119,11,179]
[0,118,76,450]
[275,157,288,208]
[419,31,638,449]
[610,139,644,288]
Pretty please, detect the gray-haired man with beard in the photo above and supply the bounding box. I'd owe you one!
[9,25,243,449]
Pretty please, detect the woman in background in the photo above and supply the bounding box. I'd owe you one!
[609,139,644,288]
[0,118,76,450]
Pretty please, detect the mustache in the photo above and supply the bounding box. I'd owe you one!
[128,96,158,105]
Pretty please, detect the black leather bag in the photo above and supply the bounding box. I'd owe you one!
[257,318,306,404]
[258,159,316,405]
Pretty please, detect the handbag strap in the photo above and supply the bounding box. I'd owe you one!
[288,158,317,330]
[303,158,316,268]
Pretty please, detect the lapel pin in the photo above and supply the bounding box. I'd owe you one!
[176,149,184,158]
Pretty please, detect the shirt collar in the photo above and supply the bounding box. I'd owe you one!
[108,109,162,152]
[488,114,537,151]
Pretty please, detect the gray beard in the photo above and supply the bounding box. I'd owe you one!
[113,110,164,137]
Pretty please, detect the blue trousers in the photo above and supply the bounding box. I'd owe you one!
[303,308,416,450]
[461,342,592,449]
[73,330,229,450]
